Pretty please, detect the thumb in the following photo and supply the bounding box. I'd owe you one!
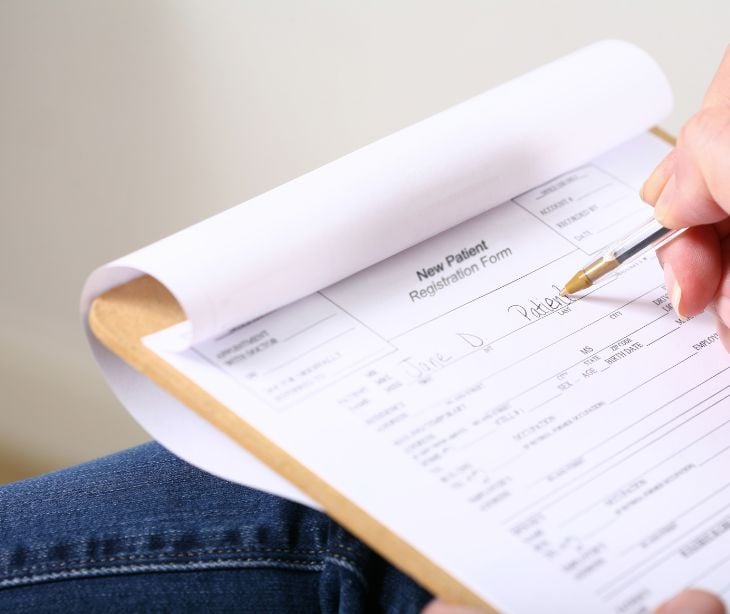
[654,589,726,614]
[652,47,730,228]
[421,599,486,614]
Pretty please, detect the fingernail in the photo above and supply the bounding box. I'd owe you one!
[640,151,675,205]
[663,262,685,320]
[654,175,678,226]
[715,316,730,353]
[715,296,730,329]
[712,297,730,353]
[639,178,654,204]
[708,300,730,352]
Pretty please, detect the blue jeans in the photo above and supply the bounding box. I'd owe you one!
[0,443,432,612]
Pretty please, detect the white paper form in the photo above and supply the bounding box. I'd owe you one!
[83,40,671,349]
[143,132,730,612]
[81,40,672,504]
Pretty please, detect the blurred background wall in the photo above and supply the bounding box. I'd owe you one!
[1,1,728,483]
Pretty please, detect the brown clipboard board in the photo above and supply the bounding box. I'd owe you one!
[89,127,675,611]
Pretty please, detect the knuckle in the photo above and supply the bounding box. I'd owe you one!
[680,107,730,149]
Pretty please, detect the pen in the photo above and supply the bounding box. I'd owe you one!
[559,218,685,296]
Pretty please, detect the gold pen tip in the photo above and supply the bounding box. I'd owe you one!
[561,270,593,296]
[561,256,619,296]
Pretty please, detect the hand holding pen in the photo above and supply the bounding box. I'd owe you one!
[641,46,730,352]
[561,47,730,355]
[565,45,730,614]
[430,46,730,614]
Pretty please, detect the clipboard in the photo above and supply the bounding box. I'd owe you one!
[89,127,676,611]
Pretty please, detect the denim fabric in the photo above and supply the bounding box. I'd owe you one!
[0,443,431,613]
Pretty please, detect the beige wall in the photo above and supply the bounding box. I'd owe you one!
[1,1,728,483]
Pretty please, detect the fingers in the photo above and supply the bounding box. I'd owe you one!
[654,106,730,228]
[421,600,485,614]
[656,225,722,318]
[648,49,730,229]
[654,589,726,614]
[712,312,730,352]
[709,239,730,351]
[643,51,730,336]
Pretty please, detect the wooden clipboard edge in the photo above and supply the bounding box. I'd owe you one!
[89,274,493,611]
[88,127,675,612]
[650,125,676,146]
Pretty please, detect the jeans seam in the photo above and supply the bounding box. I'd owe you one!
[1,547,327,569]
[1,551,366,580]
[323,555,370,589]
[4,537,361,559]
[39,527,359,554]
[1,547,330,572]
[0,558,328,590]
[0,544,357,565]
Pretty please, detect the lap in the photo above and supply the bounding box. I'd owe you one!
[0,442,431,613]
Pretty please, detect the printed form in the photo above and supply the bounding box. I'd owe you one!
[145,133,730,613]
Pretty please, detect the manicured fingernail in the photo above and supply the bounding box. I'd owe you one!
[641,151,675,205]
[715,315,730,353]
[707,302,730,352]
[654,175,678,226]
[715,296,730,329]
[639,176,655,204]
[663,263,685,319]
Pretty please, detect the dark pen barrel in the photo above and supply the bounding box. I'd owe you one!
[614,226,672,263]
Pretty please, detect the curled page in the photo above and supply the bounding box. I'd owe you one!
[83,40,671,348]
[81,40,672,503]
